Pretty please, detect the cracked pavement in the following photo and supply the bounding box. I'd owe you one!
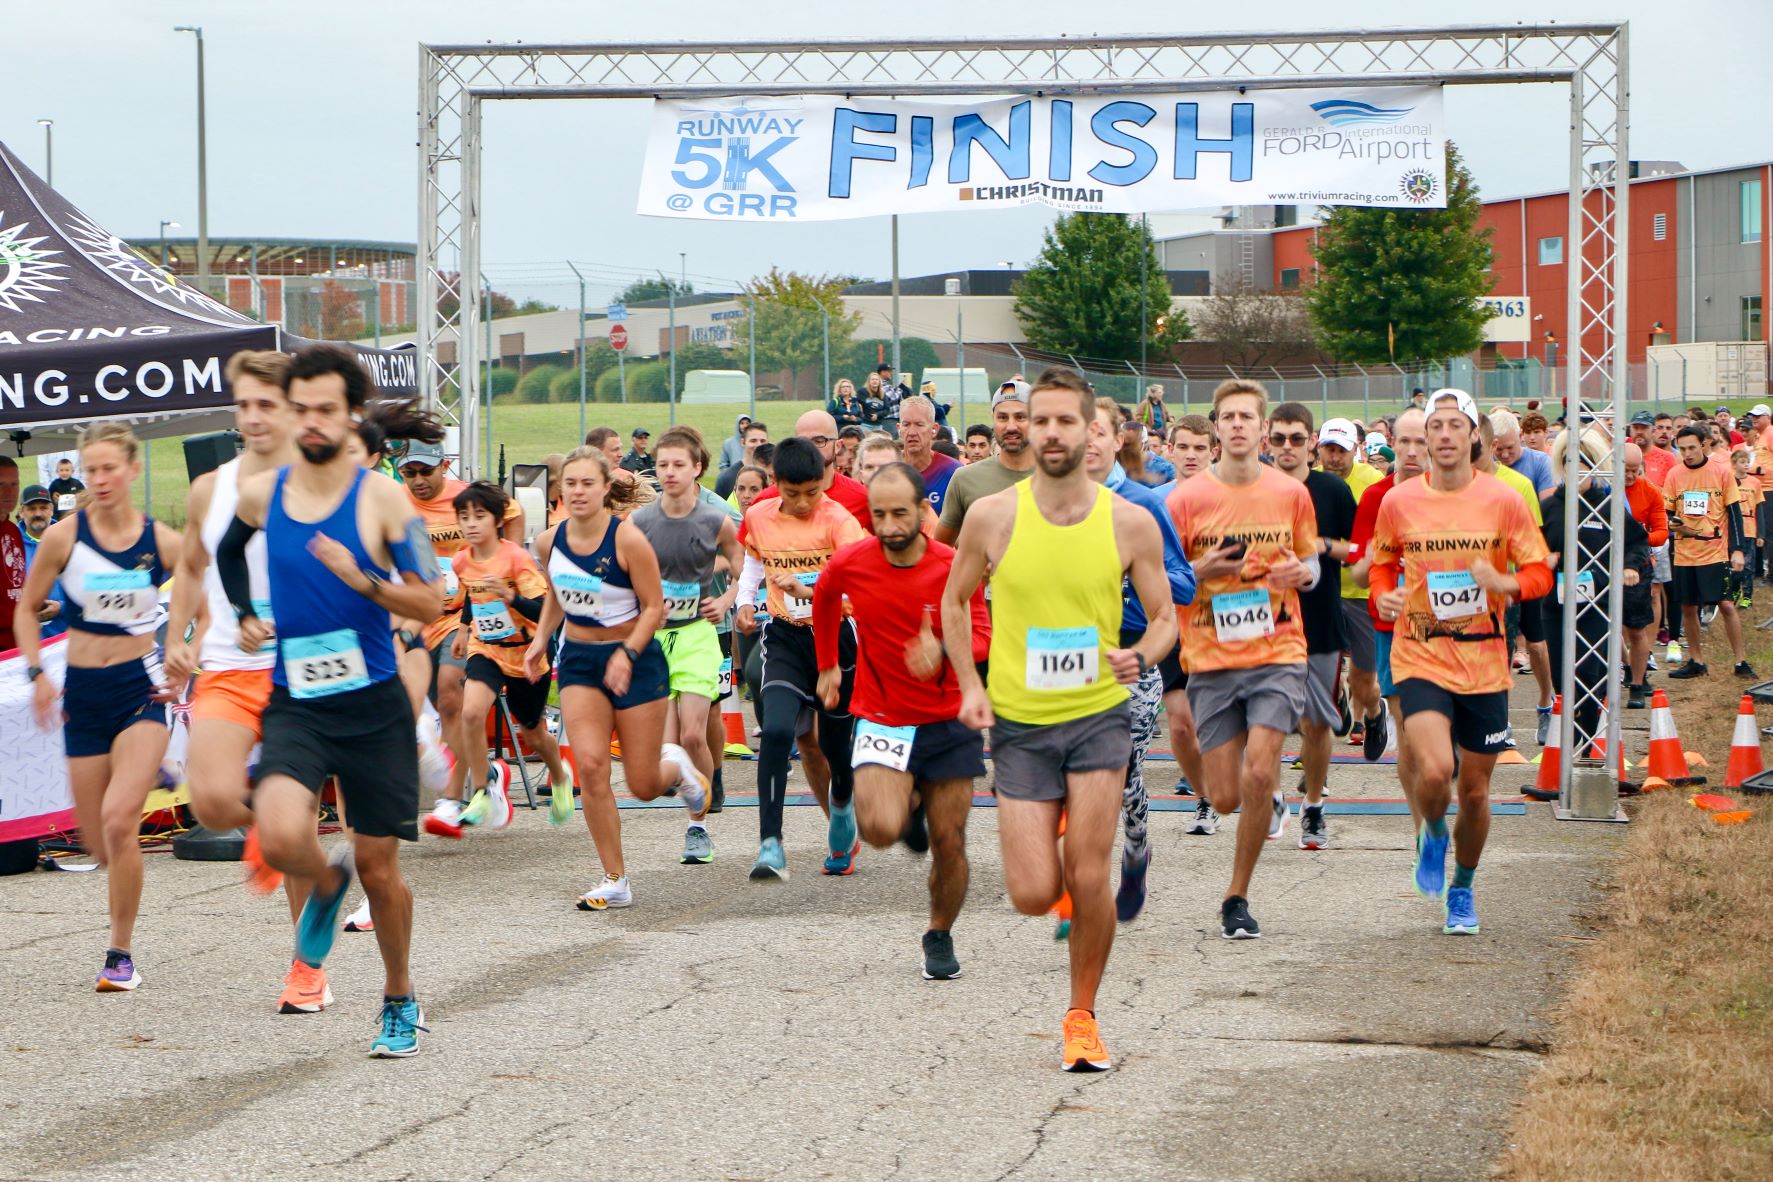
[0,683,1620,1180]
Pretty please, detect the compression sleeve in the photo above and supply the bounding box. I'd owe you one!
[510,593,546,622]
[216,515,260,619]
[1515,562,1554,602]
[736,554,765,609]
[1728,502,1746,554]
[388,515,442,582]
[1297,552,1322,592]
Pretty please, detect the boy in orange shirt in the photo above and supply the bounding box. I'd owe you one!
[1732,446,1761,607]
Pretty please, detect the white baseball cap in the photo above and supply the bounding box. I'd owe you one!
[1427,388,1481,428]
[1752,404,1772,418]
[1318,418,1360,451]
[1364,431,1388,453]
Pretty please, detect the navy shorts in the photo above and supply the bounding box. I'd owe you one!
[854,716,986,783]
[63,658,167,759]
[557,638,669,711]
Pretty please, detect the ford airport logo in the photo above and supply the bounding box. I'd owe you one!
[1310,98,1416,127]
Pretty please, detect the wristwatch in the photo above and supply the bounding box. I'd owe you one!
[620,644,642,664]
[26,664,43,682]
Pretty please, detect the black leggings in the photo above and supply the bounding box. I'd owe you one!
[756,687,854,842]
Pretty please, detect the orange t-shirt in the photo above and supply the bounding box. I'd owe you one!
[453,540,549,677]
[742,494,867,625]
[410,480,521,649]
[1739,475,1762,540]
[1754,426,1773,480]
[1165,465,1320,674]
[1662,460,1739,567]
[1371,472,1551,695]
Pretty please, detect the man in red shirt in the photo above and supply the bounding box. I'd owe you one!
[1623,442,1668,707]
[747,409,871,530]
[1347,408,1429,821]
[814,462,988,980]
[0,457,25,652]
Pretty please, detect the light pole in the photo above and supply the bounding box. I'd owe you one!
[1545,330,1559,401]
[945,277,964,427]
[566,261,587,440]
[667,273,677,427]
[158,220,179,268]
[35,120,52,186]
[173,26,209,296]
[890,215,902,376]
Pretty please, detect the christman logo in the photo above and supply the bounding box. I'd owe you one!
[0,214,68,312]
[1400,171,1437,203]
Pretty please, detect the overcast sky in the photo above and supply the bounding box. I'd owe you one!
[6,1,1770,306]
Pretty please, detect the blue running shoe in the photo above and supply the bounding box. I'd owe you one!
[749,837,789,882]
[1443,887,1480,934]
[1414,827,1449,899]
[1115,845,1150,923]
[368,997,428,1058]
[295,844,355,969]
[1053,918,1071,941]
[823,801,859,876]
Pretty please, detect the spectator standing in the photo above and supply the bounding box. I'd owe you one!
[47,457,84,521]
[829,379,864,430]
[620,428,656,480]
[1136,383,1170,436]
[718,414,753,471]
[16,483,65,639]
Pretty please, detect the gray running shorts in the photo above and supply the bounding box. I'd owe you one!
[990,702,1132,802]
[1341,599,1377,673]
[1187,664,1307,754]
[1302,651,1342,729]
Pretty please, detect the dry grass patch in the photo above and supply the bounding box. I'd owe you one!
[1499,786,1773,1180]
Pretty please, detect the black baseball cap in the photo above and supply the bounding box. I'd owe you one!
[20,484,50,505]
[631,427,650,438]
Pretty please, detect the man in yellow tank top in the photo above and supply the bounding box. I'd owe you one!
[941,367,1176,1074]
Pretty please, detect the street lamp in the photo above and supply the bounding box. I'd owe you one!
[158,220,180,268]
[35,120,52,186]
[1545,330,1559,400]
[173,25,209,295]
[945,277,965,425]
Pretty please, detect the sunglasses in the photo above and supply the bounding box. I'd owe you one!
[399,463,439,477]
[1268,431,1311,448]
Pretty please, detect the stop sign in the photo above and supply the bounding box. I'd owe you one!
[608,324,628,352]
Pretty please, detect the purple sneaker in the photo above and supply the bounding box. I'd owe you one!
[96,950,140,992]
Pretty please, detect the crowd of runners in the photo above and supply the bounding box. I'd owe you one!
[17,343,1742,1069]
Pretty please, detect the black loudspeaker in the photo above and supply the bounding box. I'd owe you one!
[183,431,242,481]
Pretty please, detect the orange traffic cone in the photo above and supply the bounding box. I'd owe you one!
[1526,695,1562,801]
[1586,698,1612,760]
[1724,695,1765,788]
[721,692,752,756]
[1646,689,1705,786]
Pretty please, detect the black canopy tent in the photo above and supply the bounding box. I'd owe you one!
[0,141,416,457]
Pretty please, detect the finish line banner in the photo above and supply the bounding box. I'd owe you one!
[637,86,1444,222]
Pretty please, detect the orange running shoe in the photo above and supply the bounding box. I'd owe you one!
[242,825,284,896]
[277,959,333,1014]
[1061,1008,1111,1072]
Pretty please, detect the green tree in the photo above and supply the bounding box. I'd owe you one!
[593,364,629,404]
[625,360,671,403]
[1011,213,1181,361]
[617,275,694,304]
[514,363,565,405]
[731,268,862,400]
[1305,143,1495,366]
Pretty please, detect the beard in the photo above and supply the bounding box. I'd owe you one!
[880,530,919,553]
[1036,440,1085,478]
[300,437,343,465]
[997,432,1027,455]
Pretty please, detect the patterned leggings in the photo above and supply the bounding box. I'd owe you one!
[1122,665,1165,862]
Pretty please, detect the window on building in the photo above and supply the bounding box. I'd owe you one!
[1746,296,1764,343]
[1538,236,1564,265]
[1279,268,1300,290]
[1652,212,1667,241]
[1743,179,1764,244]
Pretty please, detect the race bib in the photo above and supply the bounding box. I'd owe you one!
[251,596,276,653]
[717,656,733,697]
[662,579,701,623]
[1426,570,1485,621]
[853,720,915,771]
[1556,571,1596,604]
[1211,588,1274,643]
[83,569,154,625]
[1026,626,1098,690]
[555,570,604,618]
[283,629,370,699]
[788,572,817,621]
[471,597,517,641]
[55,493,76,513]
[438,554,459,598]
[1681,490,1710,518]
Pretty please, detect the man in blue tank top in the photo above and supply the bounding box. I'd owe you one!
[216,345,445,1058]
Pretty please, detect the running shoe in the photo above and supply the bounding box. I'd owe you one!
[460,788,491,827]
[1061,1009,1111,1072]
[1443,886,1480,935]
[1656,627,1670,646]
[1736,661,1758,678]
[369,997,428,1058]
[1334,669,1354,737]
[278,960,333,1014]
[1511,650,1531,675]
[424,796,467,839]
[483,766,514,831]
[921,929,961,981]
[1646,652,1658,672]
[1115,845,1150,923]
[749,837,789,882]
[1362,710,1389,762]
[417,735,452,796]
[547,771,575,826]
[576,875,633,910]
[1298,804,1330,850]
[660,742,710,820]
[1627,683,1648,710]
[1666,640,1683,664]
[1414,827,1449,899]
[95,949,140,992]
[824,800,860,875]
[1700,604,1719,629]
[1266,790,1289,841]
[242,824,284,896]
[1173,775,1194,797]
[1346,722,1364,748]
[1219,895,1260,939]
[708,770,726,813]
[343,897,374,933]
[1668,660,1709,680]
[680,824,714,865]
[1535,705,1554,747]
[1186,799,1218,835]
[294,844,355,969]
[901,797,930,854]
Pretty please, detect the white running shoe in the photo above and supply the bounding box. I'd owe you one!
[417,733,452,795]
[343,896,374,932]
[1266,791,1289,841]
[423,797,465,840]
[1187,800,1218,835]
[484,765,514,831]
[576,875,633,910]
[660,742,710,820]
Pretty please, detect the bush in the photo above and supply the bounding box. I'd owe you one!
[485,367,519,401]
[548,368,590,404]
[626,361,670,404]
[594,365,629,404]
[514,364,564,405]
